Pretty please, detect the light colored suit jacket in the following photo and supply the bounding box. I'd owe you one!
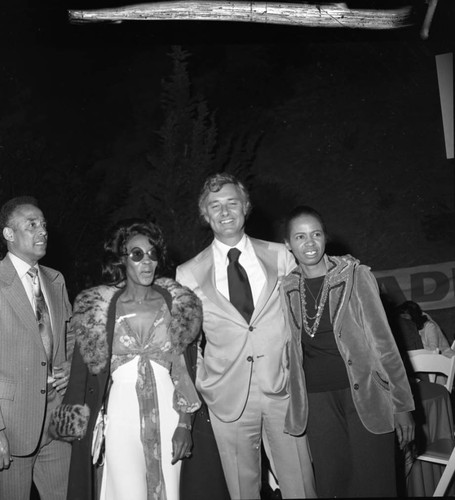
[0,255,72,455]
[176,237,296,422]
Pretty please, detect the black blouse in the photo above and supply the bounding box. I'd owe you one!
[301,275,350,393]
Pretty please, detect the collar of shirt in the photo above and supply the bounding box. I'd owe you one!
[8,251,38,307]
[8,251,38,280]
[212,235,266,304]
[213,234,249,266]
[8,253,54,329]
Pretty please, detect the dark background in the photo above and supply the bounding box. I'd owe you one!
[1,3,454,499]
[1,0,454,331]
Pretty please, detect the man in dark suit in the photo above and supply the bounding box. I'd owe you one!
[176,173,316,499]
[0,196,72,500]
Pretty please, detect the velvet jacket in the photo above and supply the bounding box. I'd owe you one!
[282,255,415,436]
[49,277,202,500]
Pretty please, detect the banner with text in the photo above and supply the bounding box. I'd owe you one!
[374,261,455,311]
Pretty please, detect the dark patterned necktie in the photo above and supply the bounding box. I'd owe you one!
[227,248,254,323]
[27,267,53,364]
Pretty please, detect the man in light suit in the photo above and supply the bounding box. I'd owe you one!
[176,173,316,499]
[0,196,72,500]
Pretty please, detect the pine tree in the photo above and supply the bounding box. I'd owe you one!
[111,45,261,265]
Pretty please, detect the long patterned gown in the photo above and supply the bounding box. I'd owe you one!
[100,296,199,500]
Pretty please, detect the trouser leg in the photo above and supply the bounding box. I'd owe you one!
[209,377,262,500]
[33,439,71,500]
[0,454,34,500]
[343,390,396,497]
[307,389,352,497]
[262,395,316,498]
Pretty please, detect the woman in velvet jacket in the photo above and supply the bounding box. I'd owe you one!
[49,219,202,500]
[282,205,415,498]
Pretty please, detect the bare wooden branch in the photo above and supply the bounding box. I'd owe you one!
[420,0,439,39]
[68,1,415,29]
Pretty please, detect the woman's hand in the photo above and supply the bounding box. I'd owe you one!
[171,426,192,465]
[52,361,71,395]
[394,411,415,449]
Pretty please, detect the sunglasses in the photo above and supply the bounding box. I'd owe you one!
[124,247,158,262]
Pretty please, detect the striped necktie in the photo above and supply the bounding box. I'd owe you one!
[27,267,53,364]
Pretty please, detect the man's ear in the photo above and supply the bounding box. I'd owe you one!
[202,212,210,225]
[284,240,291,251]
[3,227,14,242]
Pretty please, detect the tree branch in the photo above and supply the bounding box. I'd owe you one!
[69,1,415,30]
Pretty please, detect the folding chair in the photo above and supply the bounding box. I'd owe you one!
[407,350,455,392]
[416,438,455,496]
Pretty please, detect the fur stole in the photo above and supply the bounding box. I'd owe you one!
[49,278,202,443]
[72,277,203,375]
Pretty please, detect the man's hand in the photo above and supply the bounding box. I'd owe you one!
[394,411,415,450]
[0,429,12,471]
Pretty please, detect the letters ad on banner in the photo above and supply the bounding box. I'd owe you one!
[373,261,455,311]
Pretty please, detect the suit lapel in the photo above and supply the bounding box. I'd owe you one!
[192,246,241,318]
[249,239,278,321]
[282,270,302,331]
[282,256,356,337]
[326,256,354,335]
[39,266,62,355]
[191,239,282,324]
[0,257,44,350]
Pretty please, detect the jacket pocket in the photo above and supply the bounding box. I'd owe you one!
[372,371,390,392]
[0,379,16,400]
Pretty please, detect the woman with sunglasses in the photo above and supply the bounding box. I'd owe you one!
[50,218,201,500]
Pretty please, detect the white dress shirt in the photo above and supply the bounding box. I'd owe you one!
[212,235,266,306]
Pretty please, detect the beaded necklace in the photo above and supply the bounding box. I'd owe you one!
[303,279,324,320]
[299,273,330,338]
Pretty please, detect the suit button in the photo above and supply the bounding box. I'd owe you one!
[89,388,94,394]
[347,359,352,366]
[41,361,47,366]
[248,326,254,332]
[41,389,46,394]
[353,383,359,390]
[246,356,253,362]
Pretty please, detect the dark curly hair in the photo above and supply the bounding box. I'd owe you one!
[101,218,168,286]
[396,301,428,331]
